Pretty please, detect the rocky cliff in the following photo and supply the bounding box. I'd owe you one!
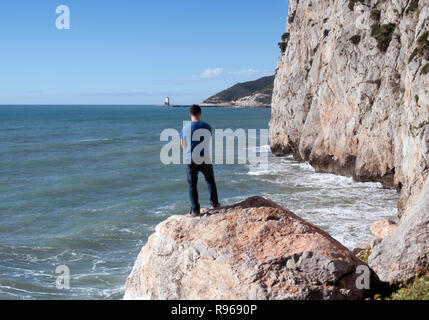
[124,197,374,300]
[269,0,429,284]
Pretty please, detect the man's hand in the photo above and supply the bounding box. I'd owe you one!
[181,139,187,149]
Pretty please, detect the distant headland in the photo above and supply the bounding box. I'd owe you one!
[200,75,274,108]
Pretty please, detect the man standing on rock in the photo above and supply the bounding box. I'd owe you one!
[181,105,221,216]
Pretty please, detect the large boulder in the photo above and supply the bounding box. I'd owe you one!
[369,178,429,285]
[124,197,373,300]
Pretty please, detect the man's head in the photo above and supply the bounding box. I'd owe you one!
[189,104,202,121]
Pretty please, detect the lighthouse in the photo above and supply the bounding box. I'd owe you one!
[165,97,170,106]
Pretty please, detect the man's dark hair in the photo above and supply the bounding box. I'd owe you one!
[190,104,202,116]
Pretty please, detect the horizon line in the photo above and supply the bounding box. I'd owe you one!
[0,104,193,106]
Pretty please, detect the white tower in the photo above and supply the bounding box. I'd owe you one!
[165,97,170,106]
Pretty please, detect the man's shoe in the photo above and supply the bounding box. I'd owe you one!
[211,203,222,210]
[189,210,200,217]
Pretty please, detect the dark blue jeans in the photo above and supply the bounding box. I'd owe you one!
[186,163,219,213]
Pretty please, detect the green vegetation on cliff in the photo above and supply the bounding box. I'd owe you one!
[358,249,428,300]
[390,275,429,300]
[371,23,396,53]
[203,75,274,105]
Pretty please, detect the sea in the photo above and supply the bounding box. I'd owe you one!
[0,105,399,299]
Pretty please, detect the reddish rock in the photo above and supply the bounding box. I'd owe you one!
[370,220,398,239]
[124,197,372,300]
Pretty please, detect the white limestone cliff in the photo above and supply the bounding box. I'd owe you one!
[269,0,429,284]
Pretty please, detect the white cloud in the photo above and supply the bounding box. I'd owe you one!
[194,68,224,79]
[227,68,261,76]
[193,68,270,80]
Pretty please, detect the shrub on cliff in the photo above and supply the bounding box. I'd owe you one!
[370,9,381,22]
[417,31,429,60]
[406,0,420,14]
[389,275,429,300]
[350,35,361,45]
[281,32,290,42]
[371,23,396,53]
[408,30,429,63]
[278,32,290,53]
[421,63,429,75]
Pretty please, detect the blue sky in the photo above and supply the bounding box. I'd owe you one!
[0,0,289,104]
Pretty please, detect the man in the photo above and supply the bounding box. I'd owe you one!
[181,105,221,216]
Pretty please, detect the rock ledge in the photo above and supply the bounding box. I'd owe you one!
[124,197,371,300]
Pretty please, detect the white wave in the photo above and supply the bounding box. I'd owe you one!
[247,161,290,176]
[157,204,177,211]
[0,285,38,294]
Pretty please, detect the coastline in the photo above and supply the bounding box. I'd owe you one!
[157,104,271,109]
[200,103,271,109]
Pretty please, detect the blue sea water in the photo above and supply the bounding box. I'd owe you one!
[0,105,399,299]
